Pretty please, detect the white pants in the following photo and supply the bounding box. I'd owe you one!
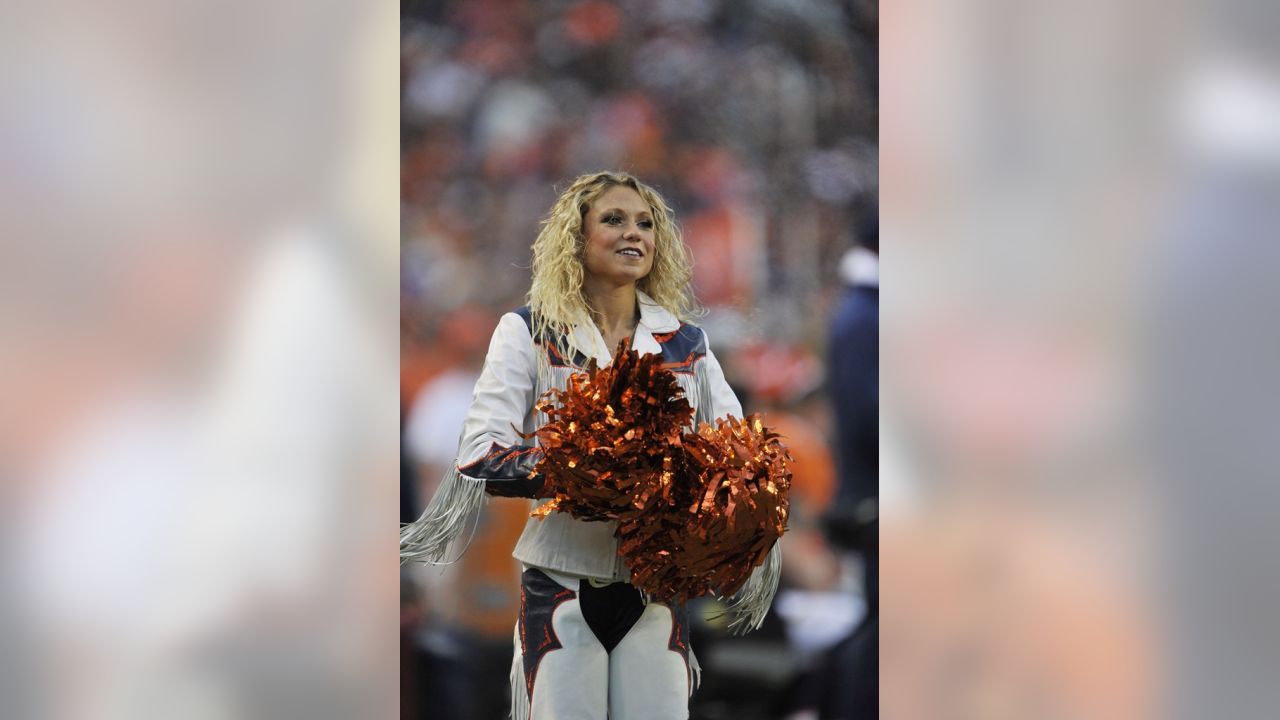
[512,568,694,720]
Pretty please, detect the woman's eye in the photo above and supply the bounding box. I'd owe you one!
[638,220,654,230]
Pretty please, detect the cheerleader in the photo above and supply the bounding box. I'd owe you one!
[401,171,780,719]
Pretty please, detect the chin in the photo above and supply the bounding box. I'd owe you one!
[587,262,652,285]
[626,261,653,278]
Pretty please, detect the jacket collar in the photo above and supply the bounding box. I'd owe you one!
[567,289,681,366]
[637,289,681,333]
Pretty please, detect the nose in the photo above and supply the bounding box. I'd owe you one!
[622,223,642,240]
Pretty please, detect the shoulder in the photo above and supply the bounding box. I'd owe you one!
[511,306,534,333]
[654,322,708,373]
[506,306,547,345]
[485,309,535,349]
[508,306,593,368]
[653,321,706,347]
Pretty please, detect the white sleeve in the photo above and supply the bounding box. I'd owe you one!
[455,312,538,468]
[401,314,539,563]
[704,341,744,421]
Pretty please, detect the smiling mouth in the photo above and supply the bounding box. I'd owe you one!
[617,248,643,258]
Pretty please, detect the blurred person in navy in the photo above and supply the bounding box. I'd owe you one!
[819,204,878,718]
[829,205,879,528]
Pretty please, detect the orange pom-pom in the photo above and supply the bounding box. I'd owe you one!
[531,341,693,521]
[530,340,792,603]
[620,414,792,602]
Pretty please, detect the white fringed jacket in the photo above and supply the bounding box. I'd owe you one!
[401,291,781,632]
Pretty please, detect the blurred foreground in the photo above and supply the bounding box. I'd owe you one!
[882,0,1280,717]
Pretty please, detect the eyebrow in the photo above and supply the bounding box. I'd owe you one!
[599,207,653,217]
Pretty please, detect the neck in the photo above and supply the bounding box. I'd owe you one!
[583,280,639,337]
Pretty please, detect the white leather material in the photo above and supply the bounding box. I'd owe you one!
[452,291,741,581]
[518,572,691,720]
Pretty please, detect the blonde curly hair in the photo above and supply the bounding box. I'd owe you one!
[527,171,700,351]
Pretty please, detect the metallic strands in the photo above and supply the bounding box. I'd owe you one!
[619,415,792,603]
[530,340,792,603]
[531,342,694,522]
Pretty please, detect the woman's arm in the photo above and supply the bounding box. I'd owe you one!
[400,312,544,565]
[455,312,546,498]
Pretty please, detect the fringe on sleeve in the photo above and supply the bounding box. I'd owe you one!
[509,624,529,720]
[399,464,488,565]
[722,541,783,635]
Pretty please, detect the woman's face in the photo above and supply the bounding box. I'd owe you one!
[581,185,656,287]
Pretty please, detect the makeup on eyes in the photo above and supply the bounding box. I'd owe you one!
[599,210,654,229]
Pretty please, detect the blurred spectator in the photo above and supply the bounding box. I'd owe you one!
[828,205,879,521]
[807,206,879,720]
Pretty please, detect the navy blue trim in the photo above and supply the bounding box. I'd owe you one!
[513,307,710,371]
[513,306,533,333]
[655,323,707,375]
[666,602,691,674]
[459,442,545,498]
[513,305,593,369]
[519,569,577,702]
